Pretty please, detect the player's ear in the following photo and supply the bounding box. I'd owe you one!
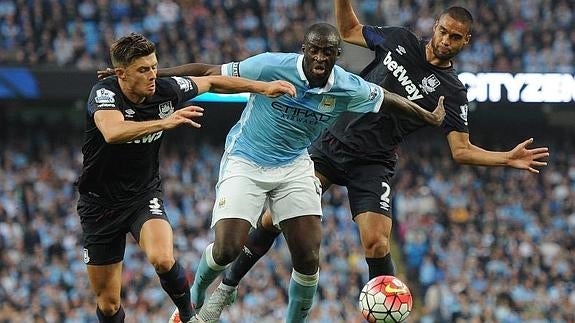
[464,33,471,46]
[337,48,342,56]
[301,45,306,53]
[115,68,126,80]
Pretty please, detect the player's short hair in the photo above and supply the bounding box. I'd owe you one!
[440,6,474,34]
[304,23,341,47]
[110,33,156,68]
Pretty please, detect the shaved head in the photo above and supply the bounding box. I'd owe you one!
[439,6,473,34]
[304,23,341,48]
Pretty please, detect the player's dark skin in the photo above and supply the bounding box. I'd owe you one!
[301,31,340,88]
[214,27,345,280]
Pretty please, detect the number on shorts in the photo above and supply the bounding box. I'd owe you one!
[149,197,163,215]
[380,182,391,211]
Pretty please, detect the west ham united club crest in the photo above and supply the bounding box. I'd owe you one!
[420,74,441,94]
[158,101,174,119]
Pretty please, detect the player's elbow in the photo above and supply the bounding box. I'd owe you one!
[339,24,364,44]
[340,25,360,41]
[101,131,123,144]
[451,149,469,164]
[340,31,354,43]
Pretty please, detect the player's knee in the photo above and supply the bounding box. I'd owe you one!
[97,296,121,316]
[212,243,242,266]
[148,252,175,273]
[362,233,391,257]
[291,248,320,275]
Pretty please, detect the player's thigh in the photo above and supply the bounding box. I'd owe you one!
[128,193,173,259]
[212,156,270,228]
[309,142,346,190]
[86,262,123,302]
[268,156,322,225]
[347,163,395,218]
[77,198,128,266]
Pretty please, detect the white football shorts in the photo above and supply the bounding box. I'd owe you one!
[211,153,323,228]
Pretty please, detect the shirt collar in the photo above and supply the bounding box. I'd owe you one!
[296,55,335,93]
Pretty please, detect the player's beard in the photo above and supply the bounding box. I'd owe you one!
[142,82,156,96]
[431,42,458,61]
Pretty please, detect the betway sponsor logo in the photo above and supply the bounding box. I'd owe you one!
[382,51,423,101]
[127,131,163,144]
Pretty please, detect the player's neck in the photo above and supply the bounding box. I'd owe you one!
[425,42,452,68]
[119,81,146,104]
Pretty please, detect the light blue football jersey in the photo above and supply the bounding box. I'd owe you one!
[221,52,384,166]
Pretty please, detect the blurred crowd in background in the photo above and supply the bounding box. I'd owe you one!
[0,121,573,322]
[0,0,573,73]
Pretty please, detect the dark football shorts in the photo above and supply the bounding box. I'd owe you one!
[77,191,169,265]
[309,136,395,219]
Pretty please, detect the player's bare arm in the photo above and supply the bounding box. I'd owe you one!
[334,0,368,47]
[97,64,222,80]
[94,107,204,144]
[158,63,221,77]
[191,76,296,98]
[383,90,445,126]
[446,132,549,173]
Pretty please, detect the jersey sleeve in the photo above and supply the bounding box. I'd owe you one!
[362,26,406,51]
[346,76,384,114]
[442,91,470,134]
[220,53,274,80]
[87,85,121,117]
[166,76,199,103]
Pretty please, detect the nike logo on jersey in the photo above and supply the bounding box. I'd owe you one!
[382,51,423,101]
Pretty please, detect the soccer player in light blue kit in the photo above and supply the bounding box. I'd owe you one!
[158,23,445,323]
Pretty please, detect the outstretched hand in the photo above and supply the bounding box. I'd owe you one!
[163,106,204,130]
[260,80,297,98]
[97,67,115,80]
[507,138,549,174]
[430,96,446,127]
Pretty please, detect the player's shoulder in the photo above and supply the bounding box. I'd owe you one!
[154,76,197,101]
[334,65,364,85]
[438,70,467,104]
[92,76,119,92]
[333,65,376,93]
[252,52,298,65]
[443,66,467,92]
[368,25,419,41]
[90,76,121,101]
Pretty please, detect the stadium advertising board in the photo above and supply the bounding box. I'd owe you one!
[1,69,574,104]
[195,72,575,104]
[459,72,575,103]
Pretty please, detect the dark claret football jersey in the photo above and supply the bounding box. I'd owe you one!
[325,26,469,165]
[77,76,198,206]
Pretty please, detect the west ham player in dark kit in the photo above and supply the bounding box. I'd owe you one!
[76,32,295,323]
[218,0,550,306]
